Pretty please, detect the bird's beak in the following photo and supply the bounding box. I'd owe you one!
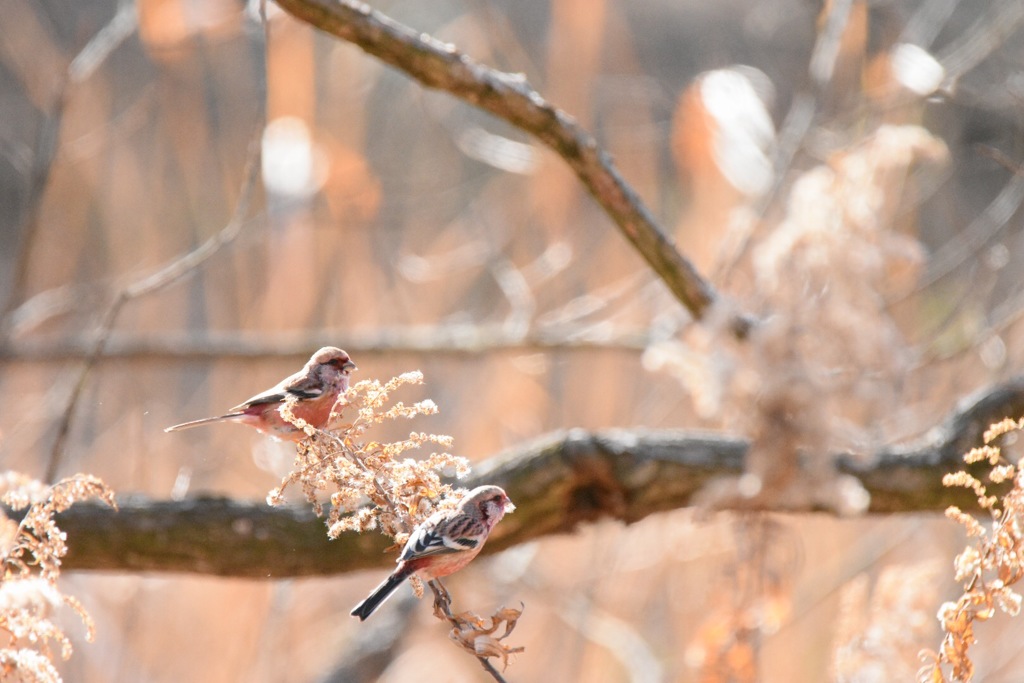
[343,361,357,372]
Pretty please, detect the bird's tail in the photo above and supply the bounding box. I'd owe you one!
[350,568,410,621]
[164,413,241,433]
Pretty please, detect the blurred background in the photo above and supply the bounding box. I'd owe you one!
[3,0,1024,680]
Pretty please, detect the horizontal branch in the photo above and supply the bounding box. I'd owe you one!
[272,0,732,329]
[52,376,1024,577]
[0,326,651,364]
[55,430,744,577]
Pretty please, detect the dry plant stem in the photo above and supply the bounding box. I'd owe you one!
[316,429,405,527]
[429,581,510,683]
[920,416,1024,681]
[272,0,736,332]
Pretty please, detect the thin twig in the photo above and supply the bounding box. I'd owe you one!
[41,3,268,481]
[936,0,1024,87]
[978,145,1024,176]
[0,325,652,363]
[272,0,748,334]
[44,136,263,482]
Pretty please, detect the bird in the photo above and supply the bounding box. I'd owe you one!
[350,485,514,621]
[164,347,356,441]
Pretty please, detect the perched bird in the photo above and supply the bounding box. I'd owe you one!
[350,485,514,621]
[164,347,356,441]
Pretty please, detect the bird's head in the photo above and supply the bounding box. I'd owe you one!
[310,347,357,387]
[465,485,514,529]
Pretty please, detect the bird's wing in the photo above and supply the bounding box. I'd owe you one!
[233,370,323,410]
[281,372,326,399]
[399,523,478,561]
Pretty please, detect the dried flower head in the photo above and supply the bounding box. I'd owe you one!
[444,605,525,671]
[919,417,1024,682]
[268,371,522,672]
[663,125,947,514]
[1,473,116,682]
[270,372,470,540]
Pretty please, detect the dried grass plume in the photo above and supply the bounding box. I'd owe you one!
[919,418,1024,682]
[269,371,523,676]
[1,472,116,683]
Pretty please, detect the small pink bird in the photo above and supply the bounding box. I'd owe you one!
[350,485,514,621]
[164,347,356,441]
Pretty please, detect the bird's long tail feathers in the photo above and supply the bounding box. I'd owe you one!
[350,568,410,621]
[164,413,240,433]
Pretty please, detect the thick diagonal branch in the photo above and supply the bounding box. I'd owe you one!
[273,0,728,328]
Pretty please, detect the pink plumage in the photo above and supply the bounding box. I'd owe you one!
[350,485,514,621]
[165,347,356,441]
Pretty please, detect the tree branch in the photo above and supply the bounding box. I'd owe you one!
[51,377,1024,577]
[0,327,651,365]
[271,0,738,331]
